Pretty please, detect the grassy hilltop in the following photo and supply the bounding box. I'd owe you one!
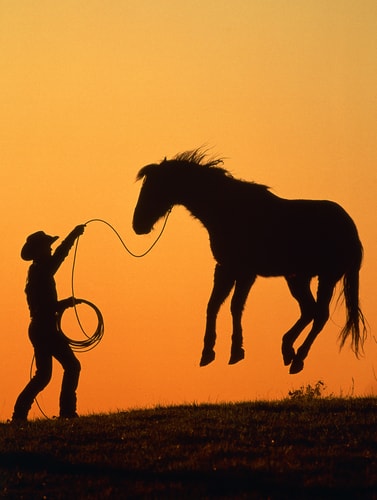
[1,397,377,498]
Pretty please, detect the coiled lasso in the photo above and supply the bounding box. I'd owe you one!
[60,214,171,350]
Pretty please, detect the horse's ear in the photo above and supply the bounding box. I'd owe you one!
[136,165,150,181]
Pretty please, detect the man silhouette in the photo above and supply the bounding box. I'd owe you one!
[12,225,85,422]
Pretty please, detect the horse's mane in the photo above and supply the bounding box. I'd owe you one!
[172,149,271,194]
[172,148,226,170]
[137,148,271,193]
[136,148,228,181]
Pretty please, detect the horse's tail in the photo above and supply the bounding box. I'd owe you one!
[338,245,367,357]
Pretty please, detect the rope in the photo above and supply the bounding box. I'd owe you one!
[65,212,171,349]
[55,212,171,350]
[31,212,171,418]
[82,212,171,258]
[57,299,104,352]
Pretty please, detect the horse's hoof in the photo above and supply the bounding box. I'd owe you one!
[282,345,295,366]
[200,349,215,366]
[228,348,245,365]
[289,357,304,374]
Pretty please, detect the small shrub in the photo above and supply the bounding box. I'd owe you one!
[288,380,326,401]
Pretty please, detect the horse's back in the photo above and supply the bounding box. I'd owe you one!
[214,193,362,278]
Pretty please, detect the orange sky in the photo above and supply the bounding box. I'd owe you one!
[1,1,377,420]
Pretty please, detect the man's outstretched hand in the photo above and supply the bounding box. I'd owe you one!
[73,224,86,237]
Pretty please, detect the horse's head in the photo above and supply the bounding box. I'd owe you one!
[133,161,175,234]
[133,148,226,234]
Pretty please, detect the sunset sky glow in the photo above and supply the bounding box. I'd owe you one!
[1,1,377,420]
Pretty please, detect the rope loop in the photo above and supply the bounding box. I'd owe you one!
[57,299,104,352]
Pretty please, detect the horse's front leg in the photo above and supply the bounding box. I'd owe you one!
[200,264,234,366]
[229,274,256,364]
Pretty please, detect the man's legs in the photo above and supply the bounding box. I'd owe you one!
[53,334,81,418]
[12,346,52,421]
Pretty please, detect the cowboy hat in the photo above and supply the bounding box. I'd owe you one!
[21,231,59,261]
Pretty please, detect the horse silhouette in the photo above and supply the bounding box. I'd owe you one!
[133,148,367,373]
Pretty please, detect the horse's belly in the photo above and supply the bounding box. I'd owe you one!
[220,244,326,277]
[211,226,352,278]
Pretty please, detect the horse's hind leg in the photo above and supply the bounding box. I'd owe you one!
[200,264,234,366]
[229,274,256,364]
[282,275,316,366]
[290,276,337,374]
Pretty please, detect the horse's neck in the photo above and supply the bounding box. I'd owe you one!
[177,175,275,231]
[177,174,234,229]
